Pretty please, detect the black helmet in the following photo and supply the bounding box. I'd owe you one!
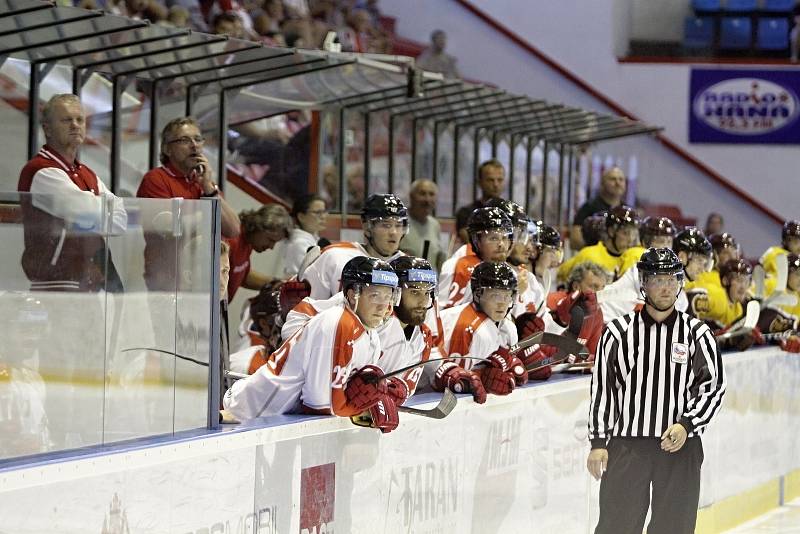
[637,248,684,276]
[582,213,606,247]
[485,198,534,245]
[708,232,739,252]
[673,227,712,257]
[782,220,800,248]
[470,261,518,294]
[467,207,514,254]
[719,258,753,282]
[639,216,676,246]
[605,205,639,230]
[361,193,408,222]
[250,285,281,322]
[389,256,437,289]
[538,224,563,249]
[341,256,399,291]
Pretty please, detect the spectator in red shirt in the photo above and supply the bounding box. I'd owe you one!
[226,204,291,301]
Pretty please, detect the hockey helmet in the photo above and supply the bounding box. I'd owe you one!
[467,206,514,254]
[639,216,676,247]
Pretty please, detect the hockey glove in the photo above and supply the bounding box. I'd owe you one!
[350,393,400,433]
[488,347,528,386]
[781,335,800,353]
[519,344,557,381]
[385,376,410,407]
[515,312,545,340]
[433,362,487,404]
[344,365,388,412]
[475,366,516,396]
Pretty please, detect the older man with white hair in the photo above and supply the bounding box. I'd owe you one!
[401,179,445,271]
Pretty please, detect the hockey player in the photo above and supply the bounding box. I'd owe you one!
[597,227,710,323]
[223,257,402,432]
[229,285,283,375]
[760,220,800,278]
[760,254,800,352]
[438,206,514,309]
[434,262,526,399]
[686,259,763,351]
[618,216,676,275]
[301,193,408,299]
[558,205,640,283]
[533,223,563,293]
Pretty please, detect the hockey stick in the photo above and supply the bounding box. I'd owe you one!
[762,329,798,342]
[753,264,766,300]
[397,389,457,419]
[716,300,760,341]
[370,356,492,383]
[521,332,590,372]
[297,245,321,282]
[508,331,544,356]
[121,347,247,380]
[776,253,789,293]
[763,291,799,309]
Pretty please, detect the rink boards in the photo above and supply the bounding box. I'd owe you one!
[0,346,798,534]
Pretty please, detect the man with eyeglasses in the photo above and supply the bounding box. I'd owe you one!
[224,256,403,433]
[438,206,514,309]
[302,193,409,300]
[435,261,527,399]
[587,247,725,534]
[137,117,241,292]
[558,205,641,283]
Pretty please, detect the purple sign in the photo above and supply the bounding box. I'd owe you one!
[689,68,800,144]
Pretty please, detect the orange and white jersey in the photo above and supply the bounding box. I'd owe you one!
[439,302,518,370]
[438,254,481,309]
[376,315,434,396]
[512,270,566,334]
[223,304,381,421]
[301,242,404,299]
[229,344,270,376]
[449,243,475,262]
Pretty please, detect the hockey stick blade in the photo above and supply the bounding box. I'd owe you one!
[509,331,544,356]
[763,291,799,309]
[716,300,760,341]
[753,264,766,300]
[297,245,321,282]
[776,253,789,293]
[522,332,590,371]
[398,389,457,419]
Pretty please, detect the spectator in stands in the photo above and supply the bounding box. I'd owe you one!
[252,10,286,46]
[165,0,207,31]
[109,0,147,19]
[417,29,460,79]
[284,194,329,278]
[402,179,446,271]
[18,94,127,292]
[226,205,291,301]
[338,7,388,53]
[143,1,169,25]
[454,159,506,245]
[704,212,724,236]
[166,6,191,28]
[570,166,627,250]
[212,11,247,39]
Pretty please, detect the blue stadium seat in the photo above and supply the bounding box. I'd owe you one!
[684,16,716,48]
[720,17,752,48]
[763,0,795,13]
[723,0,758,11]
[756,17,790,49]
[692,0,722,12]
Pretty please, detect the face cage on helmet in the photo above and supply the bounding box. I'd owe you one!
[350,283,402,308]
[398,281,436,310]
[537,244,564,264]
[473,229,514,255]
[638,270,685,310]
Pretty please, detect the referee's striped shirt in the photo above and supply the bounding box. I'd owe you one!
[588,307,725,449]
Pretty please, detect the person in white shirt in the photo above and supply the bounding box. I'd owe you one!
[284,194,328,278]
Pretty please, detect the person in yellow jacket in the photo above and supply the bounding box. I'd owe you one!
[694,232,742,289]
[760,220,800,277]
[558,205,639,283]
[619,216,676,274]
[761,253,800,324]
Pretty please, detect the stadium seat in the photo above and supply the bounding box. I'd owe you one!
[756,17,790,49]
[684,16,716,48]
[692,0,722,12]
[723,0,758,11]
[762,0,795,13]
[720,17,753,48]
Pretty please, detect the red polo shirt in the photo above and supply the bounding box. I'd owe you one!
[225,233,253,301]
[137,162,203,199]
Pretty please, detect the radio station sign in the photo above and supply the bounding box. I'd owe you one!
[689,68,800,144]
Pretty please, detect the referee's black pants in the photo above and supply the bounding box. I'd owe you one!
[594,436,704,534]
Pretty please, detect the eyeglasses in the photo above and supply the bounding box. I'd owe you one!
[168,135,206,146]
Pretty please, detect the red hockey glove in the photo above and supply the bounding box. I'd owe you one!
[344,365,388,412]
[781,335,800,353]
[520,344,557,381]
[369,394,399,433]
[579,291,598,315]
[515,312,545,340]
[555,291,581,326]
[385,376,410,407]
[488,347,528,386]
[433,362,487,404]
[476,366,516,396]
[278,279,311,319]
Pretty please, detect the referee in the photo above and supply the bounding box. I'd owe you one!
[586,248,726,534]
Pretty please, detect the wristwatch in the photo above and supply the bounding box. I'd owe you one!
[201,184,219,197]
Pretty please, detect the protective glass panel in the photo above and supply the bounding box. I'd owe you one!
[415,121,434,183]
[531,141,546,221]
[511,138,529,207]
[435,124,454,217]
[455,127,475,210]
[392,117,414,202]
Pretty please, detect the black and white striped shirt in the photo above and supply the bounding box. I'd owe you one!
[588,307,725,448]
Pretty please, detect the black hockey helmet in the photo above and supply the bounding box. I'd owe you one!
[708,232,739,252]
[639,216,676,246]
[470,261,518,295]
[390,256,437,289]
[719,258,753,283]
[485,198,536,245]
[605,205,639,230]
[673,227,712,257]
[538,224,562,249]
[361,193,408,222]
[341,256,399,291]
[250,285,281,322]
[637,248,684,277]
[467,206,514,253]
[782,220,800,248]
[582,213,607,247]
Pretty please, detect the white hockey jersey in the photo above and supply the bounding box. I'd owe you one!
[300,242,404,299]
[438,302,518,371]
[223,304,381,421]
[512,269,565,334]
[597,265,689,323]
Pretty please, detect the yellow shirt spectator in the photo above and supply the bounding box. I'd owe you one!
[764,277,800,320]
[557,241,622,283]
